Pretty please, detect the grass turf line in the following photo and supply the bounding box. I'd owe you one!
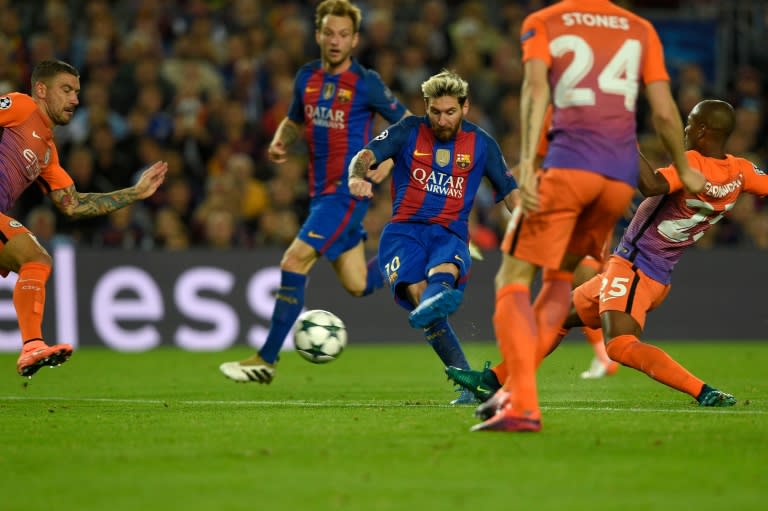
[0,341,765,511]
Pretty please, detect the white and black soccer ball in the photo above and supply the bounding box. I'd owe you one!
[292,309,347,364]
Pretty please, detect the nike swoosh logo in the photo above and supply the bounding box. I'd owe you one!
[454,255,464,263]
[305,87,319,93]
[600,295,620,303]
[413,150,431,157]
[307,231,325,239]
[32,131,42,139]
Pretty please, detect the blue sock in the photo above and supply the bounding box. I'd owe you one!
[362,256,383,296]
[259,271,307,364]
[421,272,456,302]
[424,319,470,370]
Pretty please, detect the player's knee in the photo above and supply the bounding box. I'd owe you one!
[19,248,53,270]
[336,267,369,297]
[494,256,535,290]
[605,335,636,362]
[562,307,583,329]
[343,282,366,297]
[280,250,313,274]
[559,252,583,273]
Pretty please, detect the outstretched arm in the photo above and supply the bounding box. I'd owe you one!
[49,161,168,219]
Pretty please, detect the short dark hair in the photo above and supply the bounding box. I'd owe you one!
[30,60,79,89]
[315,0,362,32]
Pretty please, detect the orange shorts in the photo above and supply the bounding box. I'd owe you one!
[501,168,634,270]
[572,255,671,330]
[0,212,32,276]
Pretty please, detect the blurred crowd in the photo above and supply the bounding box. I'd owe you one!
[3,0,768,251]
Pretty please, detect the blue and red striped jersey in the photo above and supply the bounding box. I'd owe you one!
[366,116,517,241]
[287,59,406,198]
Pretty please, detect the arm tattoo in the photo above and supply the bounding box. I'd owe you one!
[350,150,376,180]
[280,121,300,147]
[51,186,138,219]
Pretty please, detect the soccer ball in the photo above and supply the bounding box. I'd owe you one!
[292,309,347,364]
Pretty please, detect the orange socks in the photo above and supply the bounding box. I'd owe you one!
[492,361,507,384]
[14,262,51,350]
[492,270,574,401]
[605,334,704,398]
[583,327,613,365]
[535,327,569,367]
[494,283,539,417]
[533,269,573,363]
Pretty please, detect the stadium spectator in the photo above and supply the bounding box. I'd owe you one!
[24,205,65,251]
[112,56,174,117]
[93,204,152,250]
[223,152,270,223]
[416,0,452,70]
[0,0,764,252]
[57,80,128,146]
[153,206,190,250]
[89,122,136,189]
[191,173,244,246]
[255,208,300,248]
[356,7,396,71]
[201,209,240,250]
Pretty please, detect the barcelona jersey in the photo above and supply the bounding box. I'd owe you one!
[0,93,73,213]
[287,59,406,198]
[521,0,669,185]
[616,150,768,284]
[366,116,516,242]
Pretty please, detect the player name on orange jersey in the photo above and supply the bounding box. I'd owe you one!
[561,12,630,30]
[704,177,743,199]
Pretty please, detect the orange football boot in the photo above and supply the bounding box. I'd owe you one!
[17,343,73,377]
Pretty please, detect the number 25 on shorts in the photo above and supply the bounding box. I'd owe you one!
[599,276,629,303]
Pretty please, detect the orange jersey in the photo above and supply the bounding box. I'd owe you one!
[615,150,768,284]
[0,93,73,212]
[521,0,668,184]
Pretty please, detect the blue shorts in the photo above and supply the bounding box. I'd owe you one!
[298,194,369,261]
[378,222,471,311]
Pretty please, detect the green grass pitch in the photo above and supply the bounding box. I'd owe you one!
[1,340,766,511]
